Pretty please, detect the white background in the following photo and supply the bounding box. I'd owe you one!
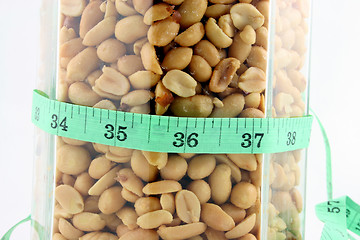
[0,0,359,239]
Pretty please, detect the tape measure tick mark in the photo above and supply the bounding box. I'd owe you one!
[84,107,87,134]
[131,113,134,128]
[148,116,152,144]
[167,117,170,132]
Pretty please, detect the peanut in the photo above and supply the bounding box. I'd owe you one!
[175,190,201,223]
[201,203,235,231]
[162,70,197,97]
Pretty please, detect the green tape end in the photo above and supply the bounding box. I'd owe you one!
[34,90,49,99]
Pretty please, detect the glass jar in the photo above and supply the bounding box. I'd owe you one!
[32,0,312,239]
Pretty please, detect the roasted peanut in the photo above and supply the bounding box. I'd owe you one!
[221,203,246,224]
[178,0,207,28]
[115,15,150,44]
[170,95,213,117]
[88,166,121,196]
[229,31,252,64]
[72,212,106,232]
[187,155,216,180]
[256,1,269,27]
[205,227,227,240]
[119,228,159,240]
[62,174,76,187]
[214,154,242,182]
[143,180,182,195]
[137,210,173,229]
[79,1,104,38]
[148,17,180,47]
[68,82,102,106]
[210,93,245,118]
[238,67,266,93]
[218,14,236,38]
[53,233,66,240]
[61,0,86,17]
[129,71,160,89]
[175,190,201,223]
[230,182,257,209]
[57,144,91,175]
[116,224,131,238]
[255,26,268,49]
[130,150,159,182]
[228,154,257,171]
[58,218,84,239]
[115,0,137,16]
[174,23,205,47]
[117,55,145,76]
[162,70,197,97]
[120,90,154,107]
[247,46,267,72]
[59,26,76,45]
[201,203,235,231]
[94,67,131,99]
[240,25,256,45]
[135,197,162,216]
[132,0,152,14]
[74,173,95,196]
[84,196,100,213]
[83,17,117,46]
[97,38,126,63]
[155,81,174,115]
[80,232,118,240]
[116,168,144,197]
[162,47,193,70]
[230,3,265,30]
[225,214,256,239]
[88,156,114,179]
[140,42,163,75]
[245,93,261,108]
[187,180,211,204]
[205,4,231,19]
[209,164,232,205]
[189,55,212,82]
[55,185,84,214]
[160,193,176,214]
[205,18,233,48]
[141,151,168,170]
[122,188,141,203]
[144,3,174,25]
[194,40,221,67]
[239,108,265,118]
[160,155,188,180]
[157,222,207,240]
[116,207,139,230]
[209,58,240,93]
[98,186,126,214]
[59,38,86,60]
[67,47,100,82]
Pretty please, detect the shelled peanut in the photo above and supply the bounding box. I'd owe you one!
[54,142,263,239]
[53,0,309,239]
[58,0,268,117]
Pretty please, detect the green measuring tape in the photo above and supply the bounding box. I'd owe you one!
[312,111,360,240]
[0,215,44,240]
[31,90,313,154]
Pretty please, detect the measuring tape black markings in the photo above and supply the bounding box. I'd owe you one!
[31,90,313,154]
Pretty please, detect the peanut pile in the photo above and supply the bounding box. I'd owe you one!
[53,0,310,239]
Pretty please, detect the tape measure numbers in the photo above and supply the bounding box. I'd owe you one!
[31,90,313,154]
